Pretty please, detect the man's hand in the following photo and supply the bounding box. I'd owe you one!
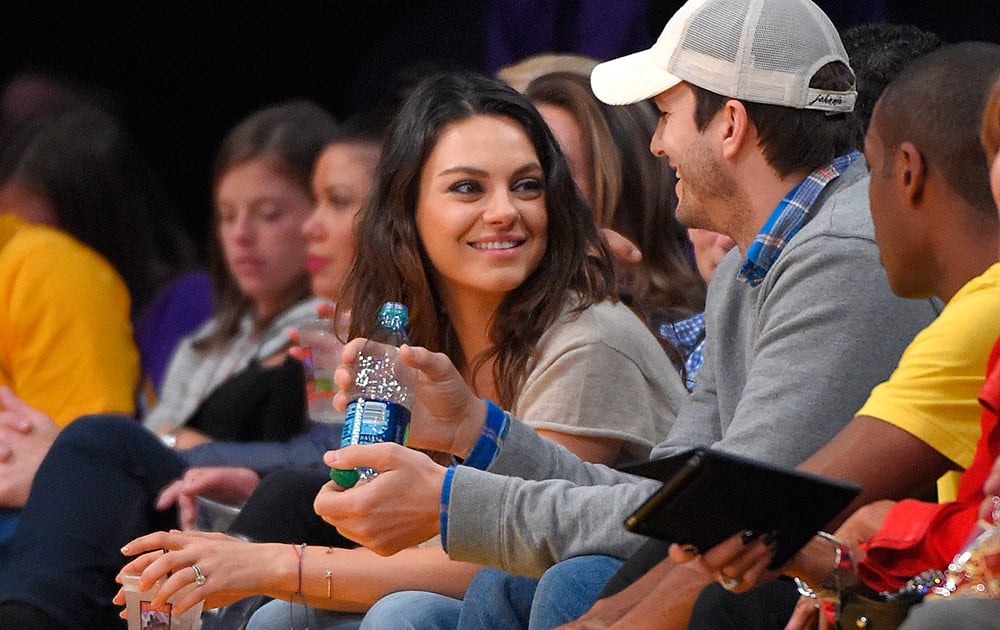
[334,340,486,457]
[314,442,447,555]
[829,500,894,549]
[0,387,59,507]
[601,229,642,264]
[558,558,709,629]
[156,466,260,530]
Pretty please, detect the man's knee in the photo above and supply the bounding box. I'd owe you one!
[363,590,461,630]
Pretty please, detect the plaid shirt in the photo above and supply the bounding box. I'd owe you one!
[738,150,862,287]
[659,312,706,391]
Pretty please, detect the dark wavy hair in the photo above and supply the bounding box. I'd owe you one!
[339,72,616,407]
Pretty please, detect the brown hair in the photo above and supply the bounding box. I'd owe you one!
[692,62,857,176]
[198,100,338,350]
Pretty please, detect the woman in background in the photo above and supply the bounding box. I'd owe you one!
[143,100,335,446]
[0,100,338,630]
[0,101,209,395]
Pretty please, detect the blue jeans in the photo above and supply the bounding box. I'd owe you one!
[247,599,362,630]
[360,591,461,629]
[458,556,623,630]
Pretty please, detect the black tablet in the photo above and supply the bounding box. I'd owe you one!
[620,447,861,568]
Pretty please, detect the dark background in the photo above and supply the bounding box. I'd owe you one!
[1,0,997,258]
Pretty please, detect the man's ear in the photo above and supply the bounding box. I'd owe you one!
[897,141,927,204]
[720,99,751,159]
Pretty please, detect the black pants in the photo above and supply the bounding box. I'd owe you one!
[0,415,187,629]
[598,538,672,598]
[230,466,355,548]
[687,578,799,630]
[598,537,798,630]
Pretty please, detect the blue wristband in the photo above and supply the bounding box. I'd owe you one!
[440,465,456,552]
[462,400,508,470]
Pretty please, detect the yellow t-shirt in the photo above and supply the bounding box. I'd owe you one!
[857,262,1000,501]
[0,215,138,426]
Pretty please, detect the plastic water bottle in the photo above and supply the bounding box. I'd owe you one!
[330,301,412,488]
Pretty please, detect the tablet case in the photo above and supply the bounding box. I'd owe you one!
[620,447,861,567]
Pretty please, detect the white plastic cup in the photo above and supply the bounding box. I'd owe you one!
[297,318,345,424]
[121,573,204,630]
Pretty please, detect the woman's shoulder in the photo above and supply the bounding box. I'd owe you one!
[545,296,662,354]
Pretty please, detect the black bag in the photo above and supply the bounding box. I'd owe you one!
[837,588,914,629]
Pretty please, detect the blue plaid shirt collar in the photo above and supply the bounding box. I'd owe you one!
[659,312,706,392]
[738,150,862,287]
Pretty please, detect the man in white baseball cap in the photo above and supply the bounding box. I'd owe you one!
[444,1,904,627]
[590,0,856,112]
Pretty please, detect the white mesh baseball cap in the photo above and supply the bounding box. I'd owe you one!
[590,0,856,112]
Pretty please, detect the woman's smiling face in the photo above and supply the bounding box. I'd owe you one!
[415,114,548,306]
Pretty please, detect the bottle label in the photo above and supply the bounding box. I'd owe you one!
[342,398,410,447]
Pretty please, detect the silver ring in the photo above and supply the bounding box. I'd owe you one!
[191,564,207,586]
[719,570,741,591]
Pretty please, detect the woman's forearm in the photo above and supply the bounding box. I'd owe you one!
[270,544,481,611]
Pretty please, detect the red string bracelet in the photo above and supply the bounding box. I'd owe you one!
[292,543,306,600]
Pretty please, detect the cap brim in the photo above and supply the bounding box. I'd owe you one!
[590,49,683,106]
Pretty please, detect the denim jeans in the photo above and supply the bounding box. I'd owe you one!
[360,591,461,629]
[247,599,362,630]
[354,556,622,629]
[458,555,623,630]
[0,414,186,629]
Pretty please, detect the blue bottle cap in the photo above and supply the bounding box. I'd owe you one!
[377,302,408,330]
